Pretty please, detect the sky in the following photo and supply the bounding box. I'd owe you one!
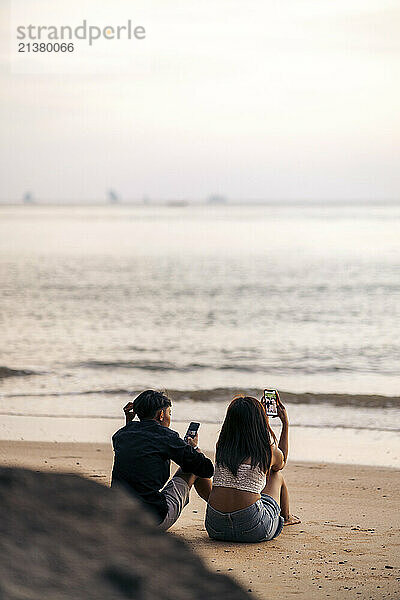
[0,0,399,202]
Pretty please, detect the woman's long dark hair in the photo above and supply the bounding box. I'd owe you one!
[216,396,276,476]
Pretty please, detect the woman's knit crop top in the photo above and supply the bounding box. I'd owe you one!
[212,463,267,494]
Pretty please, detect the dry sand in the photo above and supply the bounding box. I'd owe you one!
[0,440,399,600]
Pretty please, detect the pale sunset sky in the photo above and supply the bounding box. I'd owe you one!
[0,0,399,202]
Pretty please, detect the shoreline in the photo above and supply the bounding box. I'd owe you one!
[1,419,399,469]
[1,440,399,600]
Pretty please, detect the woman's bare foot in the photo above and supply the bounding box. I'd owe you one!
[283,514,301,526]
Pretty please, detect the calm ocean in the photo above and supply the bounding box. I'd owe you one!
[0,203,399,463]
[1,203,399,392]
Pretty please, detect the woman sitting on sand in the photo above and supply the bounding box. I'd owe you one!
[205,393,300,543]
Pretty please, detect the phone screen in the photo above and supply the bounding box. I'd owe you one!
[184,421,200,442]
[263,389,278,417]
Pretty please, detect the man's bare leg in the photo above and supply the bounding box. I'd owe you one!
[194,477,212,501]
[262,470,301,526]
[173,468,212,501]
[173,467,197,488]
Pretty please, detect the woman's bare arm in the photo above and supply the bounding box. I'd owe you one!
[270,444,285,471]
[270,392,289,470]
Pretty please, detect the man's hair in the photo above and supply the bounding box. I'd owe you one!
[133,390,171,420]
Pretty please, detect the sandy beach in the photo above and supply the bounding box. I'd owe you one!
[1,440,398,600]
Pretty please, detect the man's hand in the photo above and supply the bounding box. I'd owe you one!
[187,433,199,448]
[123,402,135,424]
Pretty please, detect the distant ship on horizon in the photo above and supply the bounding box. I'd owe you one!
[166,200,189,207]
[107,189,120,204]
[23,192,35,204]
[207,194,227,204]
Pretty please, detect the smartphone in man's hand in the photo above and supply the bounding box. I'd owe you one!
[184,421,200,443]
[263,389,278,417]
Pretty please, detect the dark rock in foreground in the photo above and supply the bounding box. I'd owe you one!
[0,467,250,600]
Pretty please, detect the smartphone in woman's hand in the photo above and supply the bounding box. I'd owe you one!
[262,389,278,417]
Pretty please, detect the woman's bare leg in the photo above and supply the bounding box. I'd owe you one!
[262,470,300,526]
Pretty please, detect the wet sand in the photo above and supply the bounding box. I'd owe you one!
[0,440,399,599]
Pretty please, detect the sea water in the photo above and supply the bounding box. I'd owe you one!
[0,203,399,464]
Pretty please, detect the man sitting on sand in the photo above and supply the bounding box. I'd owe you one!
[111,390,214,530]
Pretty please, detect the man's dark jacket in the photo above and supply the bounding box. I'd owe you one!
[111,419,214,523]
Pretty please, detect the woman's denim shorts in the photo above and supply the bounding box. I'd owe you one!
[205,494,284,543]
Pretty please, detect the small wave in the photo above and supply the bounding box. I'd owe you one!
[2,389,132,399]
[73,360,178,371]
[2,387,399,409]
[70,359,384,375]
[0,366,39,379]
[72,360,261,373]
